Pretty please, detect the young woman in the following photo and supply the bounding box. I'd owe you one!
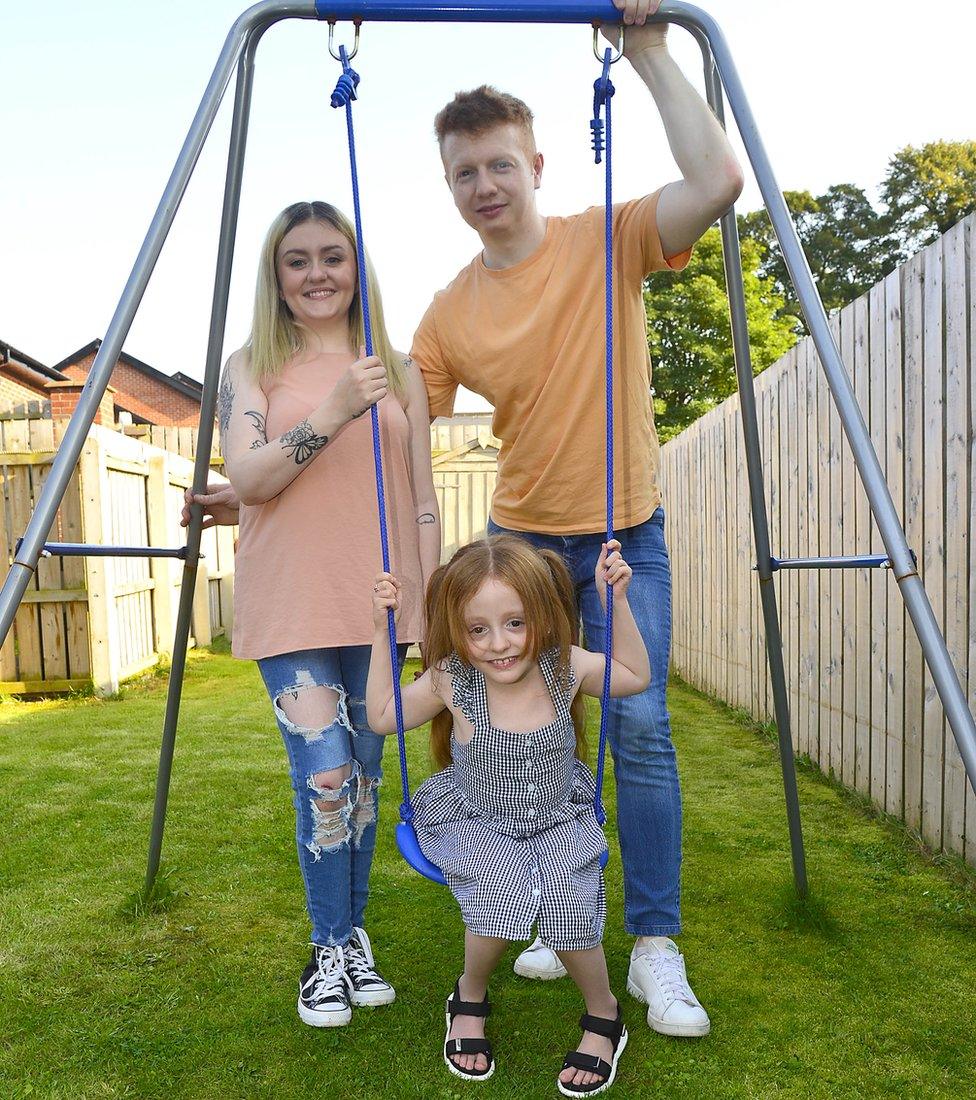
[219,200,439,1027]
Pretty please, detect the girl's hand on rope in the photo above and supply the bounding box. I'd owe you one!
[595,539,633,604]
[372,571,402,628]
[332,347,388,422]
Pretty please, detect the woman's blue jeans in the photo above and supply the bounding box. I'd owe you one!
[487,508,681,936]
[257,644,405,947]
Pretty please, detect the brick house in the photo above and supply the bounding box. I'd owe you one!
[0,340,64,412]
[53,340,204,427]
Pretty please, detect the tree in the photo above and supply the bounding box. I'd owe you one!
[882,140,976,255]
[737,185,895,331]
[646,227,797,441]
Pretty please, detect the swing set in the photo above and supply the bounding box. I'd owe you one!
[3,0,976,904]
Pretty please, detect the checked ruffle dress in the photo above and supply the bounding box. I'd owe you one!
[412,649,608,951]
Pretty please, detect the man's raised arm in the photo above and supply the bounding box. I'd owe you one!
[608,0,744,258]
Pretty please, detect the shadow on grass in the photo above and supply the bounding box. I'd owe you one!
[118,866,183,921]
[768,882,844,940]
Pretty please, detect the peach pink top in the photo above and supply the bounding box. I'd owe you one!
[232,351,424,658]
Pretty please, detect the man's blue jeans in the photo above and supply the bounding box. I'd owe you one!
[257,644,405,947]
[487,508,681,935]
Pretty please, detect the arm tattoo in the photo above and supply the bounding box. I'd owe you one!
[417,512,436,525]
[217,371,235,437]
[280,418,329,464]
[244,409,267,442]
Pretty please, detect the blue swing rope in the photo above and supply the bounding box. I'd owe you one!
[332,45,447,884]
[330,39,616,880]
[331,48,410,822]
[591,47,615,827]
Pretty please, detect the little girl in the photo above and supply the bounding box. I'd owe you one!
[366,535,650,1097]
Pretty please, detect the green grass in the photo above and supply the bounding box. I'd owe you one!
[1,642,974,1098]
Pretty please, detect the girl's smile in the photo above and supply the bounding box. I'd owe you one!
[463,577,533,682]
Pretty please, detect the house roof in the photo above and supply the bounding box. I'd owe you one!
[52,340,204,404]
[0,339,66,382]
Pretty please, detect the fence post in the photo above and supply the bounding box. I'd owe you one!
[146,451,176,656]
[78,434,120,695]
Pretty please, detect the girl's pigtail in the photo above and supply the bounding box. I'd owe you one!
[423,562,455,769]
[537,548,588,761]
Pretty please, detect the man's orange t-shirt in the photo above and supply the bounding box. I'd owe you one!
[411,191,688,534]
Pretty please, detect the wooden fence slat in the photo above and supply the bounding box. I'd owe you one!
[902,252,925,832]
[839,307,857,788]
[921,238,946,851]
[941,221,969,854]
[884,269,906,819]
[828,312,845,781]
[853,295,873,796]
[967,218,976,868]
[869,280,889,807]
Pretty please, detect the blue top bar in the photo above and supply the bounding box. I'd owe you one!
[314,0,626,22]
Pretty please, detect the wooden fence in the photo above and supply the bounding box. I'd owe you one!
[0,418,235,695]
[660,213,976,866]
[432,415,500,560]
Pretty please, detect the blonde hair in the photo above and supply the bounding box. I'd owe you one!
[246,201,405,392]
[423,535,587,769]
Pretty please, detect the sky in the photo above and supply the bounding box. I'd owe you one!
[2,0,974,413]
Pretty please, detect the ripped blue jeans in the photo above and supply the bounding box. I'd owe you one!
[257,645,405,947]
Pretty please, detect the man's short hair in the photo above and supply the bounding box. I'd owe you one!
[434,85,536,153]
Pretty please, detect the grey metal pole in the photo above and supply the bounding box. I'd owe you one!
[144,26,267,899]
[0,0,316,651]
[688,27,808,896]
[666,2,976,795]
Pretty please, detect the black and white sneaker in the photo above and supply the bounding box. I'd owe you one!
[298,944,352,1027]
[344,927,396,1006]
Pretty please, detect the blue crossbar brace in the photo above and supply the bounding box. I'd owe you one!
[15,540,189,561]
[315,0,625,20]
[768,555,891,572]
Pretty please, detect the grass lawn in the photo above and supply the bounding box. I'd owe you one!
[1,640,974,1099]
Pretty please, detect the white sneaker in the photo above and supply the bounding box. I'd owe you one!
[627,938,711,1037]
[513,936,568,980]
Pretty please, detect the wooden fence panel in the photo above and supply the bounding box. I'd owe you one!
[661,213,976,865]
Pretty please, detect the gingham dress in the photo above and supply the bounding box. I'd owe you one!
[412,649,608,951]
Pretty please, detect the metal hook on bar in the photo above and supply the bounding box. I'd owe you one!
[592,24,624,64]
[328,19,360,62]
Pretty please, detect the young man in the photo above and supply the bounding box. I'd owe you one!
[409,0,742,1048]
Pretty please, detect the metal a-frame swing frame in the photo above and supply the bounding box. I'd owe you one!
[3,0,975,904]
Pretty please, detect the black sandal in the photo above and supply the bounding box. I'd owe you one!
[443,979,495,1082]
[556,1004,628,1097]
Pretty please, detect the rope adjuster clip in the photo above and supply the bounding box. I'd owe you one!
[590,43,617,164]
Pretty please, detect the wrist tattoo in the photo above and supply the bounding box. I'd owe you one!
[280,418,329,464]
[417,512,436,525]
[217,371,235,437]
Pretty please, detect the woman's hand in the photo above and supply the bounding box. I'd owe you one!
[372,571,401,628]
[595,539,633,603]
[331,349,388,423]
[181,483,241,528]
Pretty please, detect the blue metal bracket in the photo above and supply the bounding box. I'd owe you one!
[15,540,189,561]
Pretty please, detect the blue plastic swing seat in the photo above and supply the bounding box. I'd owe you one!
[396,820,609,885]
[396,821,447,885]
